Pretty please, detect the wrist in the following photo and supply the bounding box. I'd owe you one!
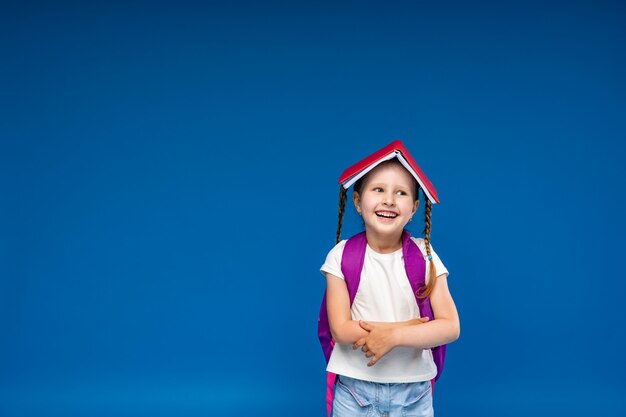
[391,327,403,348]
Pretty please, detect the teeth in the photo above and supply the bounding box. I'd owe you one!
[376,212,397,218]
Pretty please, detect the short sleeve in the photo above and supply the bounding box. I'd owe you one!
[320,240,347,280]
[411,237,449,282]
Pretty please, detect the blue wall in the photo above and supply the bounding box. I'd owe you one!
[2,1,625,416]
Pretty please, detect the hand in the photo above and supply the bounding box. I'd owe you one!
[373,317,430,329]
[405,317,431,326]
[352,321,398,367]
[352,318,430,366]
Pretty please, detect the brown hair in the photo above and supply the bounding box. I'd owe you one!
[334,159,438,299]
[336,185,348,245]
[420,197,437,299]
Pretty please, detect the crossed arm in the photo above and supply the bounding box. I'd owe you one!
[325,272,460,366]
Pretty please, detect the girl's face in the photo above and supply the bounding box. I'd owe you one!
[353,162,420,240]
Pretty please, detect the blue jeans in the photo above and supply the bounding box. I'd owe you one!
[332,375,434,417]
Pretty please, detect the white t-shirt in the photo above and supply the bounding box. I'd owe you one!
[320,236,449,383]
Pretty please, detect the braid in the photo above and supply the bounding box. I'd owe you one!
[423,196,432,251]
[336,185,347,244]
[418,195,438,299]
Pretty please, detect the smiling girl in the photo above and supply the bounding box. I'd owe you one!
[319,141,460,417]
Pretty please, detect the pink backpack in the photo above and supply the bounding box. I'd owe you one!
[317,230,446,416]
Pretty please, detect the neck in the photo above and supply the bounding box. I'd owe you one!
[365,229,403,254]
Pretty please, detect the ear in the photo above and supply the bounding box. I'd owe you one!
[353,191,362,215]
[412,199,420,215]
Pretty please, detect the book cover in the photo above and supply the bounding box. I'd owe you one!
[338,140,440,204]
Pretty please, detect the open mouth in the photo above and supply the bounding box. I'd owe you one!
[375,211,398,219]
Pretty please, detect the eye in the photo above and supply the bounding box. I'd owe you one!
[396,190,407,196]
[373,187,384,192]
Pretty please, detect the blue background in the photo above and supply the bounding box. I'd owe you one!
[2,1,625,416]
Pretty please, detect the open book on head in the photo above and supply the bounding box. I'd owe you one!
[338,140,440,205]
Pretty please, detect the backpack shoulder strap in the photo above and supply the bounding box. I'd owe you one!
[402,230,434,319]
[341,231,367,304]
[318,232,367,365]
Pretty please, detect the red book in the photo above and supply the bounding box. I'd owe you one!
[338,140,440,204]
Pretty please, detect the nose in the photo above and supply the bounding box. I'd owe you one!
[383,192,395,206]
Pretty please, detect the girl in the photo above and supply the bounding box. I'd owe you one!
[320,141,460,417]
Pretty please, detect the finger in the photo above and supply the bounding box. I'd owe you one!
[353,338,366,350]
[359,320,372,331]
[368,356,379,367]
[361,345,368,353]
[419,317,430,323]
[365,351,374,358]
